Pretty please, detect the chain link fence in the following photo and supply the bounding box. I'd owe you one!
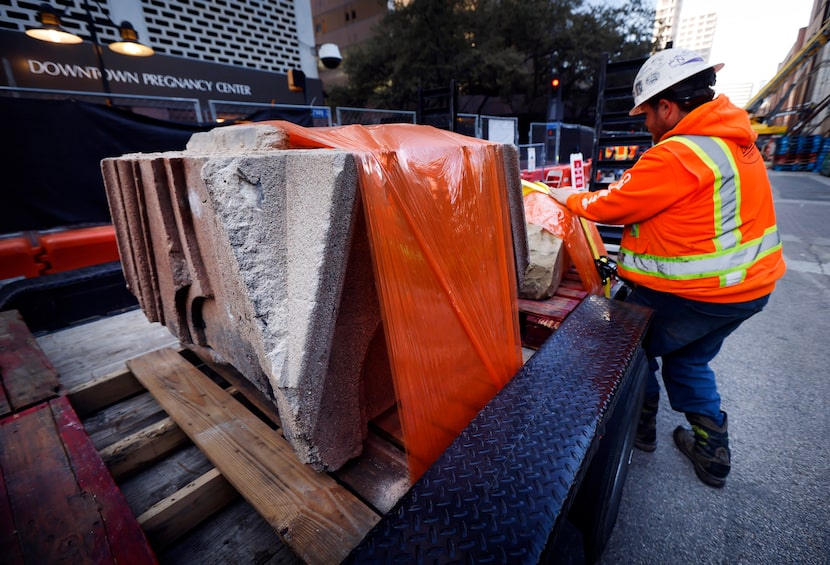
[335,107,416,125]
[529,122,594,165]
[517,143,545,171]
[0,87,203,123]
[208,100,332,127]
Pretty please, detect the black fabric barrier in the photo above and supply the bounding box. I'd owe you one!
[2,98,314,233]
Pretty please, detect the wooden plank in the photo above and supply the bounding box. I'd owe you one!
[522,313,563,349]
[190,346,412,515]
[67,367,145,418]
[562,269,583,285]
[518,295,582,319]
[371,404,405,449]
[0,398,156,564]
[138,467,238,550]
[82,390,170,451]
[185,345,282,426]
[119,444,216,517]
[158,498,296,565]
[36,308,179,390]
[0,444,24,564]
[0,371,10,417]
[556,286,589,300]
[127,348,381,565]
[50,397,158,564]
[334,433,410,514]
[0,401,106,562]
[99,416,190,480]
[0,310,60,412]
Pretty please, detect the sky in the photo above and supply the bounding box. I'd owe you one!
[594,0,817,92]
[687,0,816,91]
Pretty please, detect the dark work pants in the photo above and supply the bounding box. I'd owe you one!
[627,285,770,425]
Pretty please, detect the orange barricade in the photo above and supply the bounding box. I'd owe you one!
[39,225,119,274]
[0,236,42,280]
[0,225,119,280]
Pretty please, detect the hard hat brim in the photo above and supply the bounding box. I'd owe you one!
[629,59,724,116]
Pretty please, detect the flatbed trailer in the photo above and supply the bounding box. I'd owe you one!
[0,267,650,564]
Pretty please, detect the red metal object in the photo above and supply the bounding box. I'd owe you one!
[0,225,119,280]
[0,397,157,564]
[0,236,42,279]
[39,225,120,274]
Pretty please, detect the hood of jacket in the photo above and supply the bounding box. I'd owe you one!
[660,94,757,146]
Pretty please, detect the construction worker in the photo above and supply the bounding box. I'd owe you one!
[550,48,786,488]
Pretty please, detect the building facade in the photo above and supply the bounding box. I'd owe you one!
[756,0,829,135]
[652,0,683,50]
[0,0,329,123]
[673,10,717,63]
[652,0,717,62]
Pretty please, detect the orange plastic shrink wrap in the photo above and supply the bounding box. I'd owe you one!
[275,122,523,479]
[523,190,604,295]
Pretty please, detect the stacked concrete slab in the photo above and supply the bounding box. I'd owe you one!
[102,122,527,471]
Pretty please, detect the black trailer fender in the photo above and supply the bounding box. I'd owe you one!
[346,295,652,564]
[0,262,138,333]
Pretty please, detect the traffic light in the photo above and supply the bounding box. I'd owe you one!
[550,72,561,98]
[548,71,563,121]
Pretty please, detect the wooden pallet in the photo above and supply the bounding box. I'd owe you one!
[32,309,409,564]
[519,270,589,349]
[3,267,589,563]
[127,347,382,564]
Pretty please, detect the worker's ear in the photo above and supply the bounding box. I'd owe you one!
[661,98,684,122]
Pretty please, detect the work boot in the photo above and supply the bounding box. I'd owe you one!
[673,412,731,488]
[634,396,659,452]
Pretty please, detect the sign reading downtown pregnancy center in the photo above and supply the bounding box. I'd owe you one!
[0,29,321,106]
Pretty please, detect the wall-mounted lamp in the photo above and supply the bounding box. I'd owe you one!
[109,21,154,56]
[25,4,82,44]
[25,2,154,57]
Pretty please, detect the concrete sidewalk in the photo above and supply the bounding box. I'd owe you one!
[600,171,830,564]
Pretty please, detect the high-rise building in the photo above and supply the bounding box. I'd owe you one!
[713,82,754,108]
[310,1,407,85]
[674,11,717,63]
[653,0,683,50]
[652,0,717,63]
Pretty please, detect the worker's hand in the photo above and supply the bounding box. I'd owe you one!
[549,187,579,206]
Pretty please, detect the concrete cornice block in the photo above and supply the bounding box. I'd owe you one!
[103,123,390,471]
[103,122,528,473]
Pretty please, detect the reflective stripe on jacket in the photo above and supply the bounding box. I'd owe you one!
[565,96,786,303]
[619,135,782,290]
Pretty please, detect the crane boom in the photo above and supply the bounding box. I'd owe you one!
[744,18,830,116]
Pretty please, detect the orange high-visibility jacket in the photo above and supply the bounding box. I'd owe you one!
[565,95,786,303]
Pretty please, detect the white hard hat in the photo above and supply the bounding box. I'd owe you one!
[630,48,723,116]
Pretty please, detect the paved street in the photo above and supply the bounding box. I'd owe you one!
[600,171,830,565]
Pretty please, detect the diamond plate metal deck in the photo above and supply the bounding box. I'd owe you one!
[346,295,651,564]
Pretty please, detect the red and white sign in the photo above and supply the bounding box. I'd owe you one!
[570,152,586,191]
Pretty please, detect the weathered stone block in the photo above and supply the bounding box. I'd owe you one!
[520,224,566,300]
[103,125,394,471]
[102,122,526,473]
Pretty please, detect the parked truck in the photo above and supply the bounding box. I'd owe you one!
[1,56,653,565]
